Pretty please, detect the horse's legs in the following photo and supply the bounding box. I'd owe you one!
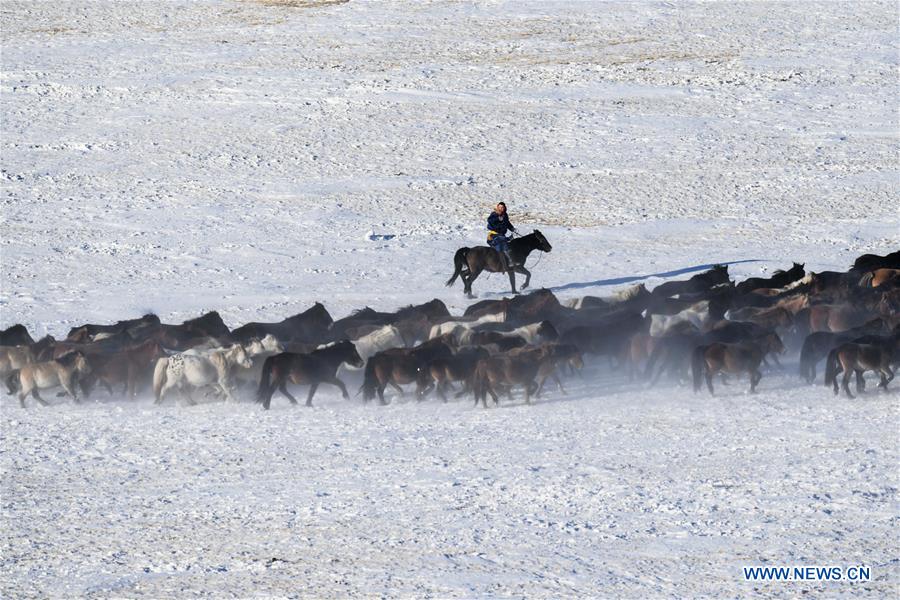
[126,364,137,400]
[180,385,197,406]
[524,380,539,404]
[855,369,866,393]
[770,353,783,369]
[507,268,518,295]
[220,380,239,403]
[156,378,174,405]
[61,374,79,403]
[841,369,854,399]
[278,382,299,405]
[750,369,762,393]
[305,383,319,407]
[324,376,350,401]
[552,372,566,394]
[465,267,483,298]
[514,265,532,289]
[32,389,49,406]
[705,366,715,395]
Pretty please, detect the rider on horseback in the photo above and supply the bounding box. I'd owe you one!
[487,202,516,270]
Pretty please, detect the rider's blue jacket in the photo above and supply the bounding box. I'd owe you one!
[487,211,515,240]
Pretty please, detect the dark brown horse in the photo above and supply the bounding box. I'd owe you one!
[853,250,900,272]
[825,342,895,398]
[471,345,571,407]
[650,264,730,299]
[232,303,333,344]
[424,346,490,402]
[257,340,364,409]
[328,299,449,343]
[361,336,454,404]
[447,230,552,298]
[66,313,160,342]
[558,311,648,360]
[798,319,887,383]
[691,338,777,395]
[0,324,35,347]
[735,262,805,294]
[81,339,168,400]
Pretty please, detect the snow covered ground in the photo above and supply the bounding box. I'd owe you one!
[1,0,898,597]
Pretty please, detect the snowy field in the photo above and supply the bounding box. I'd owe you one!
[1,0,898,597]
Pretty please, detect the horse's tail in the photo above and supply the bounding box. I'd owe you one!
[361,357,378,402]
[446,248,469,287]
[824,347,840,387]
[5,369,20,395]
[152,357,168,402]
[257,356,277,408]
[691,345,708,393]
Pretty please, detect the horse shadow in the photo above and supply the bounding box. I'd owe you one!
[548,259,763,293]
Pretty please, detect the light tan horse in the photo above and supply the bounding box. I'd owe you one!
[0,345,36,378]
[8,351,92,407]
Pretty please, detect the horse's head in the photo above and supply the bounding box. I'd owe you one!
[339,340,365,368]
[244,338,266,356]
[533,229,552,252]
[709,264,729,282]
[71,351,92,374]
[309,302,334,326]
[232,345,253,368]
[260,333,283,353]
[423,299,450,319]
[537,320,559,342]
[765,333,786,355]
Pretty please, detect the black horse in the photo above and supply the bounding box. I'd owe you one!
[650,264,730,299]
[446,230,552,298]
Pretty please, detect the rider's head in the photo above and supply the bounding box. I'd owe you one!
[496,202,507,215]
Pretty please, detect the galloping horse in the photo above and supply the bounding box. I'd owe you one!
[446,230,552,298]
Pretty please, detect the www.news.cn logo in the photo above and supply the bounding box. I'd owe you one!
[743,566,871,582]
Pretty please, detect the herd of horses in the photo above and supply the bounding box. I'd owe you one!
[1,250,898,409]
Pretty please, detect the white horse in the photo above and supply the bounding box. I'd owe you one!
[458,320,558,345]
[153,344,252,405]
[650,300,711,337]
[567,283,648,309]
[339,324,405,369]
[234,335,286,389]
[428,312,506,342]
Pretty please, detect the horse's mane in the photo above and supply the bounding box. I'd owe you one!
[396,299,448,320]
[184,311,222,325]
[55,351,83,366]
[3,324,30,335]
[611,283,647,302]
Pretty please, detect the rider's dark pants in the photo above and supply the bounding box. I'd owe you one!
[489,236,511,266]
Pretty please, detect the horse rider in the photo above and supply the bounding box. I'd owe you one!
[487,201,516,270]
